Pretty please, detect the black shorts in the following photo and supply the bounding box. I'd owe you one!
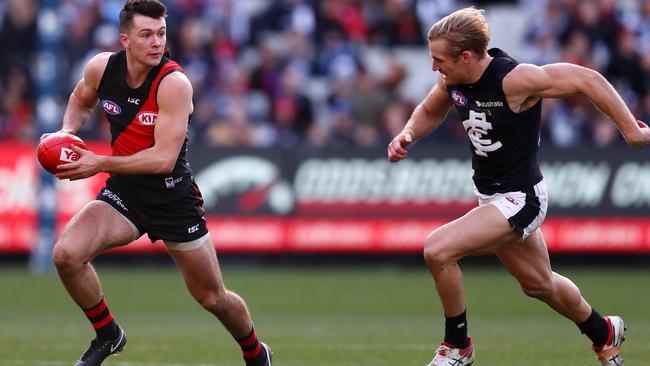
[96,177,208,243]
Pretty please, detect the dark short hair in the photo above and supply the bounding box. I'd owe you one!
[119,0,167,32]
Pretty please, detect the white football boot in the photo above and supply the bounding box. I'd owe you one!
[427,337,474,366]
[594,316,625,366]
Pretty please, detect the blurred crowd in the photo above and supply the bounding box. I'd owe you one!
[1,0,649,149]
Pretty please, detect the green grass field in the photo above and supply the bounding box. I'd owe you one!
[0,264,648,365]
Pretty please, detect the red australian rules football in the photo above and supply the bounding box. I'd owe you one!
[37,132,88,174]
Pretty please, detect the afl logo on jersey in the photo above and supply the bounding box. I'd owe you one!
[101,100,121,115]
[136,111,158,125]
[451,90,467,106]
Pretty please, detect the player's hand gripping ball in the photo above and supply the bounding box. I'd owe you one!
[37,132,88,174]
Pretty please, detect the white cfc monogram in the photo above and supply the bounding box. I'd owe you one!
[462,110,502,157]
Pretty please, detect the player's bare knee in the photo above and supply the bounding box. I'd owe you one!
[52,243,84,271]
[521,281,553,300]
[423,240,453,272]
[195,290,229,316]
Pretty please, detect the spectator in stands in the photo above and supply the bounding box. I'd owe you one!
[370,0,425,46]
[0,68,35,141]
[0,0,37,81]
[349,68,390,140]
[315,27,361,78]
[253,0,315,43]
[2,0,649,149]
[271,66,314,147]
[174,16,214,92]
[0,0,37,141]
[606,29,646,99]
[250,36,286,98]
[316,0,368,44]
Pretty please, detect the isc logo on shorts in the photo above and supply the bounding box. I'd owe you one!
[188,224,200,234]
[137,111,157,125]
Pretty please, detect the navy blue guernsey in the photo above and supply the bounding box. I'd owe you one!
[97,50,194,205]
[447,48,543,194]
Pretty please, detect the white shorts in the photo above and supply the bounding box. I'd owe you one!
[474,179,548,239]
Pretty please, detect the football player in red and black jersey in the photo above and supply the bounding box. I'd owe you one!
[50,1,272,365]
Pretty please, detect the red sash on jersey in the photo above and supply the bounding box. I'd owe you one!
[112,61,184,157]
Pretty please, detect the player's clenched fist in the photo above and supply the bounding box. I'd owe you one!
[387,133,413,162]
[626,120,650,148]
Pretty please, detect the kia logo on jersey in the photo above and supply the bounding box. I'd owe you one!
[136,111,158,125]
[451,90,467,106]
[101,100,122,115]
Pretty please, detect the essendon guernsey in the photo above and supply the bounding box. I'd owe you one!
[96,50,195,205]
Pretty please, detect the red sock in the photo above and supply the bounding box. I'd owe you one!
[83,297,119,340]
[236,327,262,360]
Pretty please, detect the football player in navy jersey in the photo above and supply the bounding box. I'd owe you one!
[49,1,271,365]
[388,7,649,366]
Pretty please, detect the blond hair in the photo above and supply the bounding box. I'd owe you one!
[427,7,490,59]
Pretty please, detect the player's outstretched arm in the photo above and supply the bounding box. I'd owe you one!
[388,75,452,162]
[504,63,650,148]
